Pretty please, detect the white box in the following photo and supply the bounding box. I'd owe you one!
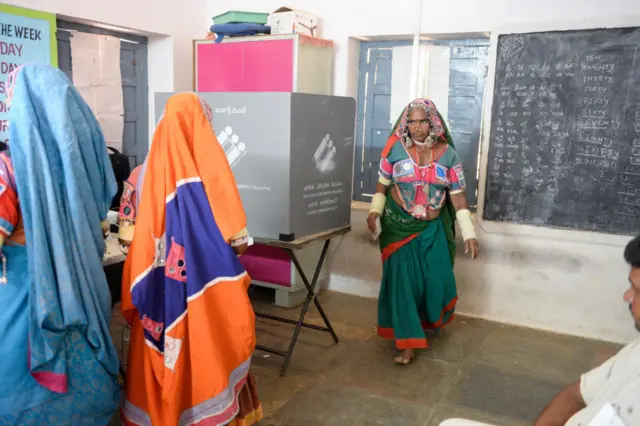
[268,7,318,37]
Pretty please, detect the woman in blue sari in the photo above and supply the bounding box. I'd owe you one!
[0,64,121,424]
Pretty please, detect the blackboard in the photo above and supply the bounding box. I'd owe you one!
[483,27,640,235]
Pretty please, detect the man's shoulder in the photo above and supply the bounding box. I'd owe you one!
[594,338,640,381]
[615,337,640,359]
[597,338,640,371]
[573,338,640,426]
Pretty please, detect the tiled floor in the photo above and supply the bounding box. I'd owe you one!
[110,289,621,426]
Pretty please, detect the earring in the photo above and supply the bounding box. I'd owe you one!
[404,133,412,148]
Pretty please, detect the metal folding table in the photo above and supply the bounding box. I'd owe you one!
[253,226,350,376]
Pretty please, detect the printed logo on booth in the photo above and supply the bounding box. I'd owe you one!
[217,126,247,169]
[313,133,337,173]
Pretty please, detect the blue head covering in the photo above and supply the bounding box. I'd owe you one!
[8,64,119,387]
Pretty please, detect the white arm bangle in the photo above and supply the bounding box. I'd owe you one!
[456,209,477,241]
[369,192,386,215]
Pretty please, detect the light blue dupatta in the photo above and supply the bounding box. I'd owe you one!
[8,64,119,391]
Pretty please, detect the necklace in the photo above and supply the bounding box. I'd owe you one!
[413,139,428,152]
[395,147,435,219]
[412,134,435,151]
[410,144,433,167]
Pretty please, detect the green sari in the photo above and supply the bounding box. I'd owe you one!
[377,106,458,349]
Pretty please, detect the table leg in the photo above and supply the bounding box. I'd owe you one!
[278,240,338,376]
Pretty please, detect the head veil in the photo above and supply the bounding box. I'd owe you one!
[7,63,120,392]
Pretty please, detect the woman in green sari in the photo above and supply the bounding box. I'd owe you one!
[367,98,479,364]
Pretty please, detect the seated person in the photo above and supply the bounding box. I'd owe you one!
[440,235,640,426]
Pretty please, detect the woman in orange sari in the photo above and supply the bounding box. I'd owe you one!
[120,93,262,426]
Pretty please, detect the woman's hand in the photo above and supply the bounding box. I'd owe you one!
[101,220,110,239]
[367,212,380,234]
[464,238,479,259]
[230,229,250,256]
[233,242,249,256]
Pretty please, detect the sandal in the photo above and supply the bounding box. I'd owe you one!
[393,354,415,365]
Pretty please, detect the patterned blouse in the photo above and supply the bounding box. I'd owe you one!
[379,141,466,219]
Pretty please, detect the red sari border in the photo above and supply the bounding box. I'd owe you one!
[381,234,419,262]
[377,296,458,350]
[28,343,68,394]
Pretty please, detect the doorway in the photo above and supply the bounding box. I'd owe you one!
[56,20,149,168]
[353,38,489,210]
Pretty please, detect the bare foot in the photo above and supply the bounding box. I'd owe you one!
[393,348,415,365]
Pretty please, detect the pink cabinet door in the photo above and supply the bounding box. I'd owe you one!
[239,244,292,288]
[196,39,294,92]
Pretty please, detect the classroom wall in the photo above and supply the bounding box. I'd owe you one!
[209,0,640,343]
[6,0,208,144]
[207,0,639,98]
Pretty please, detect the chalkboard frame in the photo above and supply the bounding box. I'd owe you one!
[475,17,640,244]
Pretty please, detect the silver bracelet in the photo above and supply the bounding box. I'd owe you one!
[230,235,249,247]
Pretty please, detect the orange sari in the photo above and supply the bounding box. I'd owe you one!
[121,93,261,425]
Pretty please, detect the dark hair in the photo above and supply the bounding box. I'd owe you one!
[624,236,640,268]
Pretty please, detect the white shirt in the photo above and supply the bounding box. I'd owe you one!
[567,339,640,426]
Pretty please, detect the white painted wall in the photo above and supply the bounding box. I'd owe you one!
[208,0,640,343]
[208,0,639,99]
[6,0,208,143]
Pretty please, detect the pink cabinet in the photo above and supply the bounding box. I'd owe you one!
[194,34,333,95]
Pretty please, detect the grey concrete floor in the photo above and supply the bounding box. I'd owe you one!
[110,289,622,426]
